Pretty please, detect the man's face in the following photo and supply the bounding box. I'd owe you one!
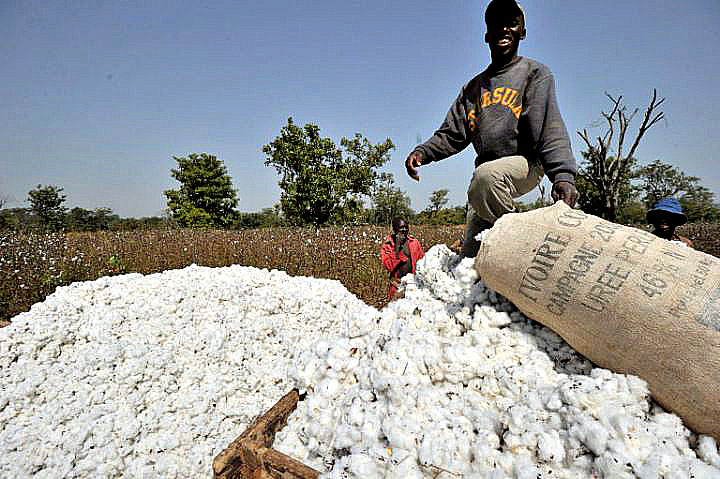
[394,222,409,242]
[485,11,526,60]
[652,213,676,237]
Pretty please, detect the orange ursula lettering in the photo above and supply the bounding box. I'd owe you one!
[468,109,477,121]
[501,88,516,106]
[482,91,491,108]
[480,88,522,117]
[493,87,504,103]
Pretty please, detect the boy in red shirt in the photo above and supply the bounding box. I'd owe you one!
[380,217,425,299]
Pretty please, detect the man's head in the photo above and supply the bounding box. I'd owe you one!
[484,0,526,65]
[647,197,687,239]
[392,217,409,241]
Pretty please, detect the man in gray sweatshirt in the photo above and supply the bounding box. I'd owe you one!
[406,0,578,257]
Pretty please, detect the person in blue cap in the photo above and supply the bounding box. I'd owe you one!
[647,197,693,247]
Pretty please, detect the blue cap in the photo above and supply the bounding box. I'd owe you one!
[647,197,687,226]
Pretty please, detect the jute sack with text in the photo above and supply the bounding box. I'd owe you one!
[475,201,720,441]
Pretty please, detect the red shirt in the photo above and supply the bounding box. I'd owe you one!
[380,234,425,299]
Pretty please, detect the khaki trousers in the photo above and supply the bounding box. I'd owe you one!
[462,155,544,258]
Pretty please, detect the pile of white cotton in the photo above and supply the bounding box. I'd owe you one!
[2,246,720,479]
[276,246,720,479]
[0,265,367,478]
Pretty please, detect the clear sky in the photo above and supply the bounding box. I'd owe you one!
[2,0,719,218]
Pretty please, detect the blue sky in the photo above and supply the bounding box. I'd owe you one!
[2,0,719,218]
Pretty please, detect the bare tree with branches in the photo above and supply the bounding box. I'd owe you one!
[577,89,665,221]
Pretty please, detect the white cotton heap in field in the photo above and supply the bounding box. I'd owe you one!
[0,265,364,478]
[275,245,720,479]
[1,246,719,479]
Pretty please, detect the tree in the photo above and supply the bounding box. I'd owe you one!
[415,205,465,225]
[0,207,31,231]
[576,152,637,218]
[427,189,449,216]
[164,153,238,228]
[263,118,394,225]
[370,173,413,225]
[634,159,719,222]
[66,207,119,231]
[28,184,67,231]
[636,159,697,208]
[577,90,665,221]
[234,206,285,229]
[680,184,719,222]
[66,207,93,231]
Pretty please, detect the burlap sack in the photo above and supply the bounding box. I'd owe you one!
[475,201,720,440]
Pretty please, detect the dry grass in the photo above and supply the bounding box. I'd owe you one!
[0,225,464,323]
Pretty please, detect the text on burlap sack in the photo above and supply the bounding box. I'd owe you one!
[517,207,720,325]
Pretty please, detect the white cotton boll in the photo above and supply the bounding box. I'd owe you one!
[361,415,382,443]
[594,453,635,479]
[487,310,512,328]
[581,420,610,456]
[347,453,382,478]
[620,425,659,460]
[320,457,350,479]
[317,378,340,398]
[684,458,720,478]
[473,442,503,470]
[651,412,689,449]
[515,463,543,479]
[467,470,507,479]
[334,424,355,450]
[536,430,564,464]
[388,454,425,478]
[633,453,664,479]
[543,390,563,411]
[383,420,416,451]
[608,412,634,438]
[345,313,374,339]
[697,436,720,469]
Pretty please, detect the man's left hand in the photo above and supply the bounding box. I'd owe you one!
[552,181,578,208]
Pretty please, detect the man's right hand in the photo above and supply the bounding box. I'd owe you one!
[405,151,425,181]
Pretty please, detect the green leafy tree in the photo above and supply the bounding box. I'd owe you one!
[93,207,119,230]
[115,216,168,231]
[636,159,697,208]
[680,184,719,222]
[370,173,413,225]
[234,206,285,228]
[66,207,94,231]
[416,205,465,225]
[577,90,665,221]
[634,159,718,222]
[0,207,31,232]
[263,118,394,225]
[28,184,67,231]
[164,153,238,228]
[616,200,647,224]
[427,189,449,217]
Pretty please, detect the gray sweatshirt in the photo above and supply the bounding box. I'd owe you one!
[414,56,576,184]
